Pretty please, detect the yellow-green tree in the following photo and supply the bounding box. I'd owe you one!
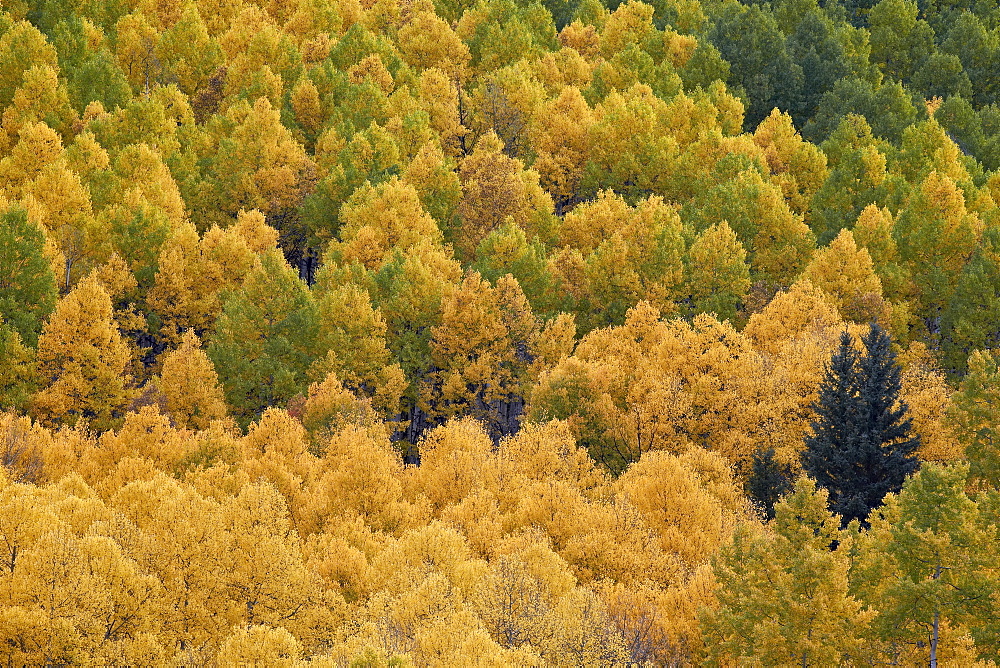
[684,221,750,322]
[701,478,872,665]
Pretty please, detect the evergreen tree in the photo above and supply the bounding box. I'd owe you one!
[746,447,796,521]
[802,323,920,526]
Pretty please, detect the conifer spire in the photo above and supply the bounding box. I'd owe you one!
[802,323,920,525]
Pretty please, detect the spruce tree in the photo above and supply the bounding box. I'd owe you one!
[746,447,796,521]
[802,323,920,526]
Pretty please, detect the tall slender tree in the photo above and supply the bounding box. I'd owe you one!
[802,323,920,525]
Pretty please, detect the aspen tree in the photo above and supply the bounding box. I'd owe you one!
[701,478,872,665]
[425,273,538,439]
[208,250,318,428]
[456,131,554,260]
[801,228,889,323]
[32,275,133,431]
[0,207,57,347]
[684,221,750,322]
[856,464,997,665]
[158,330,228,430]
[951,350,1000,488]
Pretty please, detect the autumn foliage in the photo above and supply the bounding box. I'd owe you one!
[2,0,1000,663]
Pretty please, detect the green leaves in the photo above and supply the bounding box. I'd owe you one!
[0,207,57,348]
[856,463,1000,664]
[208,250,319,428]
[702,478,871,666]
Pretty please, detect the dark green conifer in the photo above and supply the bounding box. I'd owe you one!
[802,323,920,526]
[746,447,796,521]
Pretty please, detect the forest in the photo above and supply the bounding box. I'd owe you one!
[2,0,1000,663]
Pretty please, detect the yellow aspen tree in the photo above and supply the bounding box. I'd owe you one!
[559,191,685,329]
[114,12,162,93]
[213,483,335,636]
[283,0,342,47]
[558,21,601,60]
[897,343,962,463]
[154,3,224,98]
[24,161,102,292]
[417,67,468,159]
[157,329,228,430]
[530,44,593,93]
[527,303,677,473]
[216,8,287,108]
[801,228,890,324]
[614,448,750,570]
[232,208,280,254]
[583,84,682,201]
[347,53,394,94]
[701,478,872,665]
[558,189,631,254]
[951,349,1000,488]
[654,313,775,467]
[198,97,316,229]
[401,140,463,225]
[581,194,685,329]
[215,625,301,667]
[107,143,186,229]
[406,417,498,514]
[684,221,751,323]
[425,273,539,438]
[32,275,133,431]
[330,176,442,270]
[397,10,471,78]
[239,408,319,528]
[313,424,410,533]
[852,203,910,303]
[894,116,975,189]
[456,131,555,260]
[0,121,63,198]
[530,86,593,211]
[311,284,406,420]
[541,587,629,664]
[466,60,546,159]
[895,170,982,323]
[13,530,164,662]
[743,281,847,464]
[743,280,843,357]
[90,407,193,481]
[752,108,829,217]
[299,373,382,450]
[471,546,574,653]
[108,475,233,654]
[0,65,76,147]
[0,21,59,112]
[290,76,323,141]
[148,221,257,346]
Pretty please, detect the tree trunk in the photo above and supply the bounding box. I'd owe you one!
[930,562,942,667]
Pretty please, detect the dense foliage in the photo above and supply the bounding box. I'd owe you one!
[1,0,1000,662]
